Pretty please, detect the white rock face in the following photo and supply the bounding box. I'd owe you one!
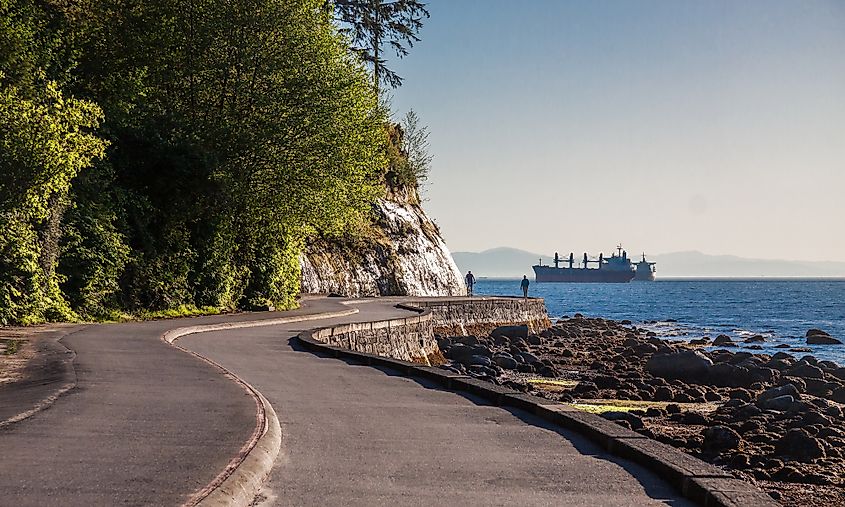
[300,187,466,297]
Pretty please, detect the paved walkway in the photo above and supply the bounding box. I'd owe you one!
[180,299,692,506]
[0,297,691,506]
[0,303,345,506]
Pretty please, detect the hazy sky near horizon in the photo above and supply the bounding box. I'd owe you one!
[389,0,845,262]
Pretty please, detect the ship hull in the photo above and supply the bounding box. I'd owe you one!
[532,265,634,283]
[633,272,656,281]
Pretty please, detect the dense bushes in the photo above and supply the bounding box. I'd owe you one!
[0,0,392,324]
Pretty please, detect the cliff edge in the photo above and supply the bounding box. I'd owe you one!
[300,185,466,297]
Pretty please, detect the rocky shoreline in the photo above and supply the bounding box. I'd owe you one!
[437,316,845,507]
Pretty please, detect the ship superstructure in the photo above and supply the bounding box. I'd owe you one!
[532,246,655,283]
[634,254,656,281]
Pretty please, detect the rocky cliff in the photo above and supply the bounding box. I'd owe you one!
[300,186,466,297]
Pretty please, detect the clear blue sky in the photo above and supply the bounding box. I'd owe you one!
[388,0,845,261]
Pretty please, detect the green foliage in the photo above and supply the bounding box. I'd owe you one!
[0,78,106,219]
[1,0,408,324]
[57,165,130,319]
[0,76,106,325]
[401,110,432,185]
[384,111,431,188]
[0,212,42,325]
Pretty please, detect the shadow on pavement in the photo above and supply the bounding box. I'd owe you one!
[287,336,691,506]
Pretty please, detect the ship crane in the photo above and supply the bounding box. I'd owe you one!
[581,252,606,269]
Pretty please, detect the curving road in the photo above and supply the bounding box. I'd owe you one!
[0,297,691,506]
[179,298,692,506]
[0,302,351,506]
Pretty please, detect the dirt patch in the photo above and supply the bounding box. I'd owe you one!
[0,324,83,425]
[0,332,37,385]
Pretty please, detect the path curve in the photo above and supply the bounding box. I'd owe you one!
[0,298,360,507]
[1,297,693,506]
[179,298,693,507]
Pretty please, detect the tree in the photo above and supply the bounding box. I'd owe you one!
[0,79,107,324]
[401,109,432,184]
[74,0,387,310]
[331,0,429,90]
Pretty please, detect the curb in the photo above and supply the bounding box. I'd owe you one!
[297,324,778,507]
[163,307,359,507]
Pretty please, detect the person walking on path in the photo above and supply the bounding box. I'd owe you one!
[465,271,476,296]
[520,275,530,299]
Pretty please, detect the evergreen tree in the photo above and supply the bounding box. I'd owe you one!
[331,0,429,90]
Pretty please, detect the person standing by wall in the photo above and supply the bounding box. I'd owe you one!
[465,270,476,296]
[520,275,530,299]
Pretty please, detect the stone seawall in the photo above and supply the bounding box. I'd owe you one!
[307,306,440,365]
[415,297,550,337]
[305,297,550,366]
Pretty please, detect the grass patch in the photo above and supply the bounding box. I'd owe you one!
[88,305,224,323]
[570,399,717,414]
[135,305,222,321]
[526,378,579,392]
[0,339,22,355]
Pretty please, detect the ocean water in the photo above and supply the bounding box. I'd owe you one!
[474,278,845,365]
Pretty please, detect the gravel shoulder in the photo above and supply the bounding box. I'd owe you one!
[0,324,84,426]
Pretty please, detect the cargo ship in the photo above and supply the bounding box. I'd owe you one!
[532,246,655,283]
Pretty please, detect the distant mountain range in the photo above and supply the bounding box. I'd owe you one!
[452,247,845,278]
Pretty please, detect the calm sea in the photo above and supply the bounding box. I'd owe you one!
[474,278,845,365]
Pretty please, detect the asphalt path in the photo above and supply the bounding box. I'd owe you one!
[0,302,346,506]
[1,298,692,506]
[180,299,693,506]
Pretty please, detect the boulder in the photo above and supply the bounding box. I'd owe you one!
[492,354,518,370]
[654,386,674,401]
[758,384,800,403]
[807,334,843,345]
[445,344,473,362]
[774,429,826,462]
[760,395,798,412]
[491,325,529,340]
[453,335,479,346]
[519,352,540,364]
[787,362,825,379]
[806,328,830,338]
[465,355,492,367]
[713,335,735,346]
[708,363,745,387]
[645,350,713,382]
[702,426,742,453]
[681,411,708,425]
[526,334,542,345]
[538,365,559,378]
[729,388,753,402]
[593,375,622,389]
[803,378,837,397]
